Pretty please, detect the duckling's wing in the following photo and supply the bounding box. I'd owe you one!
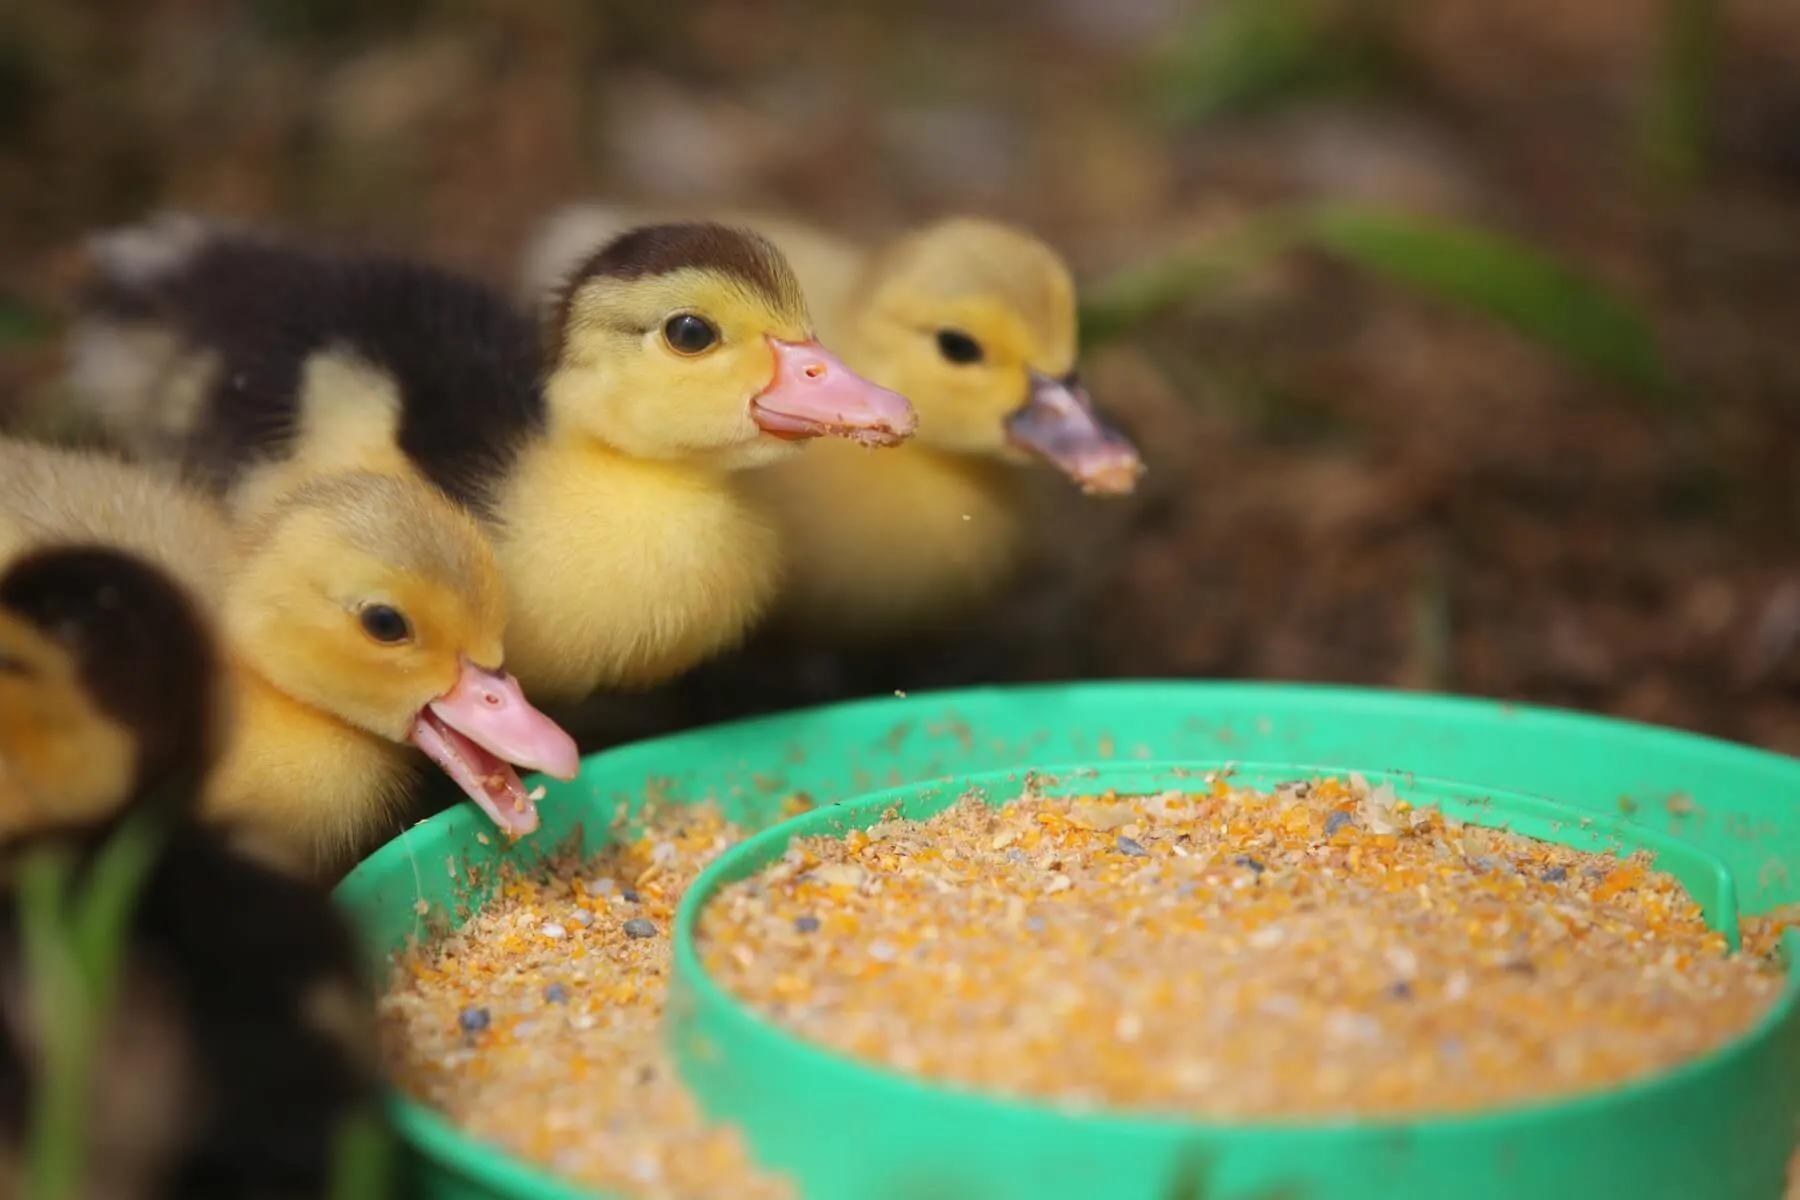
[69,213,313,473]
[69,214,544,511]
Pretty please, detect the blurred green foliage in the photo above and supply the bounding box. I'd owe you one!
[18,808,392,1199]
[1298,205,1677,402]
[1156,0,1722,193]
[1150,0,1409,126]
[20,808,164,1200]
[1638,0,1721,191]
[330,1105,399,1200]
[1081,203,1677,409]
[1077,215,1296,348]
[0,295,56,348]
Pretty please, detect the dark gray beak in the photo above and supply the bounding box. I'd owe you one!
[1004,371,1144,495]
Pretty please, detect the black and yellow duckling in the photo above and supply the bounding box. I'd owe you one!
[0,544,390,1199]
[0,437,578,880]
[64,213,918,706]
[523,206,1144,643]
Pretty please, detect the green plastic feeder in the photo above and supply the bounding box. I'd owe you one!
[334,682,1800,1200]
[669,762,1800,1200]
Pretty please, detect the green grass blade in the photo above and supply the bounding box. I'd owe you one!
[329,1104,397,1200]
[68,808,163,1002]
[18,813,167,1200]
[1295,203,1679,404]
[18,848,87,1200]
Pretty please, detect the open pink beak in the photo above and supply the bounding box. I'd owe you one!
[1005,370,1144,495]
[750,337,917,448]
[408,657,579,838]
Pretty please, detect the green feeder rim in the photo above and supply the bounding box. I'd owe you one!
[334,681,1800,1200]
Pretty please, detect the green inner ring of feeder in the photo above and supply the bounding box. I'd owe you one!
[672,761,1791,1134]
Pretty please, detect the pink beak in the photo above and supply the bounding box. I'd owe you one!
[750,337,917,448]
[408,657,579,838]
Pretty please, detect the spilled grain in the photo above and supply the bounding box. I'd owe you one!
[377,804,794,1200]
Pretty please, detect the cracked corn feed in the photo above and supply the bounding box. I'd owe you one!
[377,805,795,1200]
[698,776,1785,1120]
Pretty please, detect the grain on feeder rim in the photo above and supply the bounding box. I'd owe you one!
[697,777,1784,1121]
[1743,902,1800,962]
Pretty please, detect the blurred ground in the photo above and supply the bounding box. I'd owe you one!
[3,0,1800,752]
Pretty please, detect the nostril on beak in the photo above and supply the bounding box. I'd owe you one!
[803,363,826,379]
[483,691,502,707]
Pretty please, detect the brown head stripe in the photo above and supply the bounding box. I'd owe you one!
[0,545,222,806]
[544,222,802,365]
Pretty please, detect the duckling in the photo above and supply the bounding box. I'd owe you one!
[64,212,918,705]
[0,544,222,842]
[521,206,1144,643]
[0,544,390,1200]
[0,437,578,879]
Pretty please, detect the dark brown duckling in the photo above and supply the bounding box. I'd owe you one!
[0,544,392,1200]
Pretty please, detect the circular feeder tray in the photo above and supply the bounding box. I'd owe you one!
[668,762,1800,1200]
[334,682,1800,1200]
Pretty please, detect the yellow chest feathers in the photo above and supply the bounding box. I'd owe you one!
[742,440,1030,642]
[492,439,783,701]
[203,666,419,879]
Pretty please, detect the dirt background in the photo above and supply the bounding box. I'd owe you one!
[3,0,1800,754]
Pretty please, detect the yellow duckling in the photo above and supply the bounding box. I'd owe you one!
[522,207,1144,643]
[0,437,577,878]
[64,214,917,704]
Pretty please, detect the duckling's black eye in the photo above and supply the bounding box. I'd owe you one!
[936,329,984,365]
[0,651,26,678]
[662,314,719,356]
[358,605,412,645]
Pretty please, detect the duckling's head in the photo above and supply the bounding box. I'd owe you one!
[851,217,1143,494]
[0,545,223,835]
[225,473,578,834]
[544,222,917,470]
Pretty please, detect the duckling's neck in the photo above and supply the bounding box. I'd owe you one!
[491,432,783,703]
[744,439,1032,644]
[204,661,419,879]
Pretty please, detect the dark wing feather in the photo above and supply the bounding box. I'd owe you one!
[83,226,547,515]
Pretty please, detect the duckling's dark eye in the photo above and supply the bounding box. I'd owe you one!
[662,314,719,356]
[358,604,412,645]
[936,329,984,365]
[0,651,26,678]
